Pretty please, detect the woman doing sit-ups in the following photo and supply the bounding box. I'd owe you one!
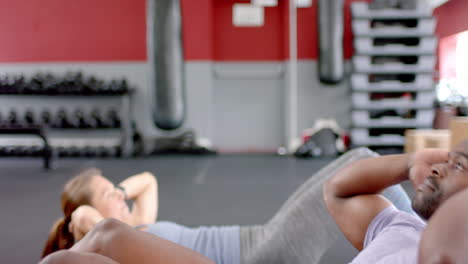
[42,169,158,252]
[42,149,415,264]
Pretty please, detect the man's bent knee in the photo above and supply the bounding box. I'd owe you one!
[72,218,129,254]
[94,218,126,233]
[40,250,76,264]
[90,218,133,256]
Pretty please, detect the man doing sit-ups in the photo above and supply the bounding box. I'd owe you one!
[324,139,468,263]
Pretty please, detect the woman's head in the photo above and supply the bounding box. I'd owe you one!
[61,168,98,216]
[89,172,129,220]
[42,168,102,258]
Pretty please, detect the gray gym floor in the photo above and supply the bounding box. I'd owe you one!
[0,154,413,263]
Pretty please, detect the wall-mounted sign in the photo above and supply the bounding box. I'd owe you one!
[233,4,264,27]
[296,0,313,8]
[253,0,278,7]
[421,0,449,9]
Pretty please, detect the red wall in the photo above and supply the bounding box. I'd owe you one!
[434,0,468,39]
[433,0,468,78]
[180,0,214,61]
[438,34,458,79]
[0,0,146,62]
[212,0,288,61]
[182,0,371,61]
[0,0,369,63]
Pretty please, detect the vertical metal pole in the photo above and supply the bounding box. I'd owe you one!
[287,0,298,152]
[121,95,133,157]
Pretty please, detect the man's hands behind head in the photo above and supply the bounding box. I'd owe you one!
[409,149,448,189]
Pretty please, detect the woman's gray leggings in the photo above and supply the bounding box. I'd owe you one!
[240,148,414,264]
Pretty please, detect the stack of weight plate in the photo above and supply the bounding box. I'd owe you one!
[350,2,437,148]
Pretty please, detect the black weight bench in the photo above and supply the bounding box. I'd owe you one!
[0,125,52,169]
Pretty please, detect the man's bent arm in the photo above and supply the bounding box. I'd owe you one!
[323,154,410,250]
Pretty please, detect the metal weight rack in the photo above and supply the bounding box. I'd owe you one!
[0,73,134,165]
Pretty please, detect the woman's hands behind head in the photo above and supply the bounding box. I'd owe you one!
[69,205,104,241]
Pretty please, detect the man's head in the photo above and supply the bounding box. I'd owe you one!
[418,187,468,264]
[412,140,468,220]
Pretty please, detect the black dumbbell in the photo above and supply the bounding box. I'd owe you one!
[28,73,47,94]
[24,109,36,125]
[3,75,15,94]
[99,82,112,94]
[84,76,99,95]
[80,146,90,157]
[5,76,16,94]
[4,146,16,156]
[59,146,71,157]
[117,79,128,94]
[42,74,60,95]
[21,146,32,156]
[41,110,52,126]
[74,73,86,94]
[59,74,72,94]
[113,146,122,157]
[12,75,26,94]
[102,146,115,157]
[56,146,67,157]
[89,111,100,128]
[108,80,121,95]
[76,109,90,128]
[106,109,121,128]
[66,146,80,157]
[0,75,8,94]
[25,81,38,94]
[67,109,82,128]
[54,108,70,128]
[95,146,107,157]
[0,146,11,156]
[89,109,102,128]
[15,146,28,157]
[94,80,106,94]
[7,110,18,126]
[93,146,102,157]
[100,111,112,128]
[82,146,96,157]
[60,72,81,94]
[17,146,27,156]
[0,147,6,156]
[26,146,37,156]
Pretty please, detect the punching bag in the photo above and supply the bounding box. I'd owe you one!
[148,0,186,130]
[318,0,345,84]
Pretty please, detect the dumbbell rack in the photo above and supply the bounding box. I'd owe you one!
[350,2,436,148]
[0,74,133,158]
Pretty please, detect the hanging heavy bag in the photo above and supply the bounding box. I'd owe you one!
[318,0,345,84]
[149,0,186,130]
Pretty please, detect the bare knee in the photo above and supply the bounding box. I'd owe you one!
[39,250,76,264]
[40,250,119,264]
[72,218,129,254]
[94,218,126,233]
[88,218,132,255]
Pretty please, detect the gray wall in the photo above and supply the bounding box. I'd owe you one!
[0,60,352,152]
[212,62,285,151]
[186,60,352,151]
[297,60,352,132]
